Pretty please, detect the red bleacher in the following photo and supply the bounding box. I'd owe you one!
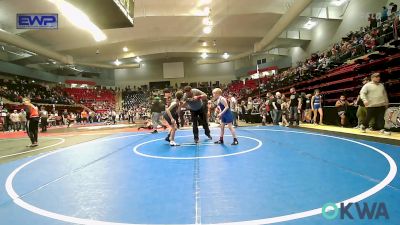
[64,88,116,112]
[229,53,400,104]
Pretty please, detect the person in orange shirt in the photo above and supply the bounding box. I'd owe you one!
[81,110,88,124]
[23,97,39,147]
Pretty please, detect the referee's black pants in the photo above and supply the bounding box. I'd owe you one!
[191,106,210,140]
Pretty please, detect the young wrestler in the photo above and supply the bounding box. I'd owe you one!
[164,91,184,146]
[137,119,153,131]
[311,89,324,125]
[212,88,238,145]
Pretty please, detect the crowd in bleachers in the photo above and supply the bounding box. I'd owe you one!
[0,78,74,105]
[229,2,400,99]
[0,75,119,113]
[64,88,116,112]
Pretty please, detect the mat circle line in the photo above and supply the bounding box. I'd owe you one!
[4,129,397,225]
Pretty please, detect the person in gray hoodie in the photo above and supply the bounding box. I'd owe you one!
[359,73,390,135]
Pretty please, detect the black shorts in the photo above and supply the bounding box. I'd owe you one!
[163,113,178,125]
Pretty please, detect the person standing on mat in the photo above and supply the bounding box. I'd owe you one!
[23,97,39,147]
[182,86,212,143]
[164,91,183,146]
[360,73,391,135]
[212,88,238,145]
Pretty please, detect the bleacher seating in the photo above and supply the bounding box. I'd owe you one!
[64,88,116,112]
[122,90,149,110]
[0,78,73,104]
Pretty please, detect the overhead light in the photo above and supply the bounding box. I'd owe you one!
[222,52,229,59]
[203,7,211,16]
[304,18,317,30]
[332,0,347,6]
[199,0,212,5]
[202,41,208,47]
[114,59,121,66]
[135,56,142,63]
[203,26,212,34]
[48,0,107,42]
[202,17,213,26]
[123,47,128,52]
[201,52,208,59]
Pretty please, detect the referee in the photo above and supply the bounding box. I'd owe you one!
[183,86,212,143]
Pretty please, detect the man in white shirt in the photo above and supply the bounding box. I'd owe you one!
[360,73,390,135]
[10,110,20,131]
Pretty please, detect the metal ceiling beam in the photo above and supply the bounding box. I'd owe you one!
[197,0,313,64]
[0,29,140,69]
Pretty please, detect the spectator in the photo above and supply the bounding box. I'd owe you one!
[272,92,282,125]
[304,94,312,123]
[19,109,27,131]
[289,88,302,126]
[280,97,290,127]
[81,110,88,124]
[239,100,246,117]
[381,6,389,23]
[128,109,135,124]
[246,97,253,114]
[368,13,378,29]
[360,73,391,135]
[111,110,117,125]
[62,109,68,125]
[390,2,398,15]
[354,77,375,129]
[228,93,238,127]
[4,111,11,132]
[39,106,48,132]
[10,110,20,132]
